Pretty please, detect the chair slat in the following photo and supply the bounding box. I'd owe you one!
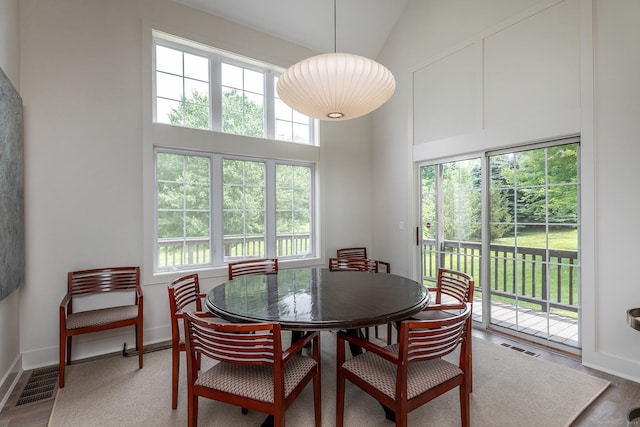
[228,258,279,280]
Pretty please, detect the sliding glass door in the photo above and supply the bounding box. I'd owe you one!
[418,138,580,348]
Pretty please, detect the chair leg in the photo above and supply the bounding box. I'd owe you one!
[188,393,198,427]
[136,322,144,369]
[66,336,72,365]
[59,333,66,388]
[313,367,321,427]
[469,339,473,393]
[171,347,179,409]
[336,369,345,427]
[460,383,470,427]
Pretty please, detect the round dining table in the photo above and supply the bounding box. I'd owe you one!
[205,267,430,331]
[205,267,429,425]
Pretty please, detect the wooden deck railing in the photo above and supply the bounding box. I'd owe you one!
[421,239,579,314]
[157,233,311,268]
[157,235,579,315]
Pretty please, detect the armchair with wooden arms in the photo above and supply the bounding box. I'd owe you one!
[59,266,143,388]
[183,312,321,427]
[336,247,391,273]
[336,303,472,427]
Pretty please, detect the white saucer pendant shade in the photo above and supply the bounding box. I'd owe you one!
[276,52,396,121]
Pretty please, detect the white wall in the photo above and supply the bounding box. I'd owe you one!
[0,0,23,409]
[587,0,640,380]
[18,0,372,368]
[373,0,640,382]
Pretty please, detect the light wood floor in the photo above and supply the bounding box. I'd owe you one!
[1,330,639,427]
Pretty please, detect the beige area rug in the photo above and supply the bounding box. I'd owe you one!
[49,332,609,427]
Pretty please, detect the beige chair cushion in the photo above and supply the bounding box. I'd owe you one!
[66,305,139,329]
[195,354,317,403]
[341,344,462,400]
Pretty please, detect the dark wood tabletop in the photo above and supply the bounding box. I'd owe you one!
[205,267,430,330]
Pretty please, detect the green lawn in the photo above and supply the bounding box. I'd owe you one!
[492,228,578,250]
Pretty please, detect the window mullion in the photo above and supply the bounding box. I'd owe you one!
[210,57,222,132]
[265,71,275,140]
[265,160,277,257]
[211,154,223,264]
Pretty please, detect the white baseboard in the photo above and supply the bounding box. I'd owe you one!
[21,324,171,371]
[0,353,22,412]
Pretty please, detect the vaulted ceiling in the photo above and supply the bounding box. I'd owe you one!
[172,0,408,59]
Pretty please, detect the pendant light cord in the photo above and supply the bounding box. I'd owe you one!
[333,0,337,53]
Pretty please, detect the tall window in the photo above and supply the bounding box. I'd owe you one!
[155,150,314,272]
[153,32,315,145]
[223,159,266,258]
[156,152,211,268]
[276,164,312,257]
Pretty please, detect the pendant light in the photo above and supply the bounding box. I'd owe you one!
[276,0,396,121]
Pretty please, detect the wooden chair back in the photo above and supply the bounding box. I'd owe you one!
[433,268,475,304]
[168,273,204,409]
[67,266,140,296]
[336,247,367,259]
[183,312,321,426]
[329,257,378,273]
[228,258,279,280]
[399,304,471,363]
[336,303,472,427]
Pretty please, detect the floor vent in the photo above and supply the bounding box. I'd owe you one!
[15,366,58,407]
[501,342,540,357]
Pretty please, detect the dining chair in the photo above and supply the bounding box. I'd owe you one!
[228,258,279,280]
[183,312,321,427]
[59,266,143,388]
[329,257,393,342]
[336,247,391,273]
[411,268,475,391]
[168,273,207,409]
[336,303,472,427]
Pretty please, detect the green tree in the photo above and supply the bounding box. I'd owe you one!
[501,144,578,224]
[222,89,264,138]
[168,90,209,129]
[168,88,265,138]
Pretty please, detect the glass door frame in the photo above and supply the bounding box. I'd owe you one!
[415,137,581,350]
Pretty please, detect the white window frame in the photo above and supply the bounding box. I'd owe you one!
[154,148,316,273]
[143,27,322,282]
[152,30,317,145]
